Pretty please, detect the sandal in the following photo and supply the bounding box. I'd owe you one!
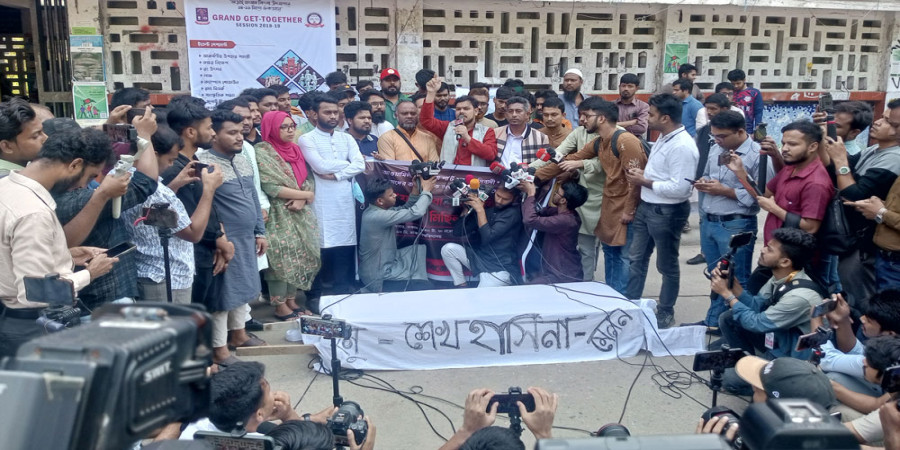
[275,311,301,321]
[216,355,242,367]
[231,334,267,349]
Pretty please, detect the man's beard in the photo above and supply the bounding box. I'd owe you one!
[436,100,448,110]
[563,89,579,101]
[400,122,417,133]
[197,138,213,150]
[352,125,372,136]
[50,169,84,196]
[372,111,386,124]
[383,86,400,96]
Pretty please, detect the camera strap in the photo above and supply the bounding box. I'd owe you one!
[393,129,426,161]
[762,278,828,312]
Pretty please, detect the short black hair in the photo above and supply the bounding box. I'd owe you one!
[727,69,747,82]
[359,90,384,103]
[834,101,874,132]
[355,80,374,91]
[325,70,347,86]
[715,82,735,93]
[864,335,900,378]
[209,361,266,432]
[864,289,900,334]
[269,84,290,97]
[248,88,277,102]
[313,93,340,113]
[709,110,746,132]
[593,98,619,122]
[38,127,112,166]
[781,120,823,145]
[454,95,479,109]
[672,78,693,92]
[561,180,588,209]
[109,87,150,109]
[0,98,37,142]
[542,97,565,113]
[578,96,605,114]
[266,420,334,450]
[620,73,640,86]
[437,82,450,94]
[494,86,515,100]
[169,94,206,109]
[298,91,322,112]
[211,109,244,133]
[470,82,491,90]
[167,98,211,136]
[503,78,526,89]
[534,89,559,101]
[410,92,427,104]
[365,178,393,204]
[236,95,258,106]
[151,126,183,155]
[344,101,372,121]
[704,93,731,108]
[771,228,816,270]
[648,93,683,124]
[505,96,529,110]
[460,426,525,450]
[415,69,436,88]
[217,97,251,111]
[889,98,900,110]
[678,64,698,77]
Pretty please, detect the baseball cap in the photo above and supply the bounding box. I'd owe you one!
[380,68,401,80]
[736,356,836,408]
[564,68,584,80]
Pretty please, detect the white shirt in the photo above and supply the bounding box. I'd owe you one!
[641,126,698,204]
[372,121,395,138]
[499,126,526,168]
[299,127,366,248]
[695,105,745,129]
[179,417,263,440]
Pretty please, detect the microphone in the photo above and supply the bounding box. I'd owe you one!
[502,168,519,189]
[490,161,505,174]
[509,161,519,173]
[469,178,488,201]
[453,118,464,141]
[450,178,469,206]
[110,155,135,219]
[464,174,475,185]
[536,148,550,162]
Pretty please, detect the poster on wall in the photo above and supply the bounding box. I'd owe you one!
[664,44,689,74]
[72,82,109,127]
[184,0,336,108]
[889,44,900,104]
[70,36,105,82]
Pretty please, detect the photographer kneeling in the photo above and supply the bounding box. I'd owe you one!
[710,228,825,394]
[179,361,343,442]
[358,176,435,293]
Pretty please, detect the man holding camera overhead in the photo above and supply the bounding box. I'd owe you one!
[689,111,765,333]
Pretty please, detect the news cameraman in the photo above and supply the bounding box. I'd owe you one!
[840,336,900,446]
[710,228,825,393]
[358,176,436,293]
[0,127,118,357]
[179,361,346,441]
[440,185,522,287]
[518,180,587,283]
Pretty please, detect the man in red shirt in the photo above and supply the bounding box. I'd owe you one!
[419,76,497,166]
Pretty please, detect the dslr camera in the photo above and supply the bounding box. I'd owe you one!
[409,159,444,180]
[328,401,369,446]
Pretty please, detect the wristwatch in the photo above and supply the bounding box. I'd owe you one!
[837,166,851,175]
[302,413,312,421]
[724,294,736,306]
[876,207,887,224]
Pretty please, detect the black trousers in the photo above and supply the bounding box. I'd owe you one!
[0,315,46,359]
[308,245,357,301]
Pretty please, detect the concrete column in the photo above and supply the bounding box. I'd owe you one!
[656,8,690,92]
[393,0,423,85]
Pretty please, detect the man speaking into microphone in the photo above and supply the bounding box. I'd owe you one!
[440,178,522,287]
[420,76,497,166]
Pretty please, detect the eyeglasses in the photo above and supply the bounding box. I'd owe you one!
[280,123,297,131]
[579,113,601,120]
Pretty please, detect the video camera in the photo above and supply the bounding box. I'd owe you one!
[0,302,213,450]
[301,315,369,448]
[409,159,444,180]
[706,231,755,289]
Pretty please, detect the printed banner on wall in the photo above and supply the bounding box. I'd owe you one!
[889,44,900,104]
[664,44,689,74]
[184,0,336,107]
[72,82,109,127]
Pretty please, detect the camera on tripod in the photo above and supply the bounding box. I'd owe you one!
[796,326,833,366]
[141,202,179,229]
[409,159,444,180]
[693,346,747,408]
[328,401,369,446]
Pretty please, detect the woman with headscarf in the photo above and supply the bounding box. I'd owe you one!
[255,110,321,320]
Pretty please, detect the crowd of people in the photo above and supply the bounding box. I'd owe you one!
[2,60,900,448]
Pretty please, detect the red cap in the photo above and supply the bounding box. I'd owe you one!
[380,68,400,80]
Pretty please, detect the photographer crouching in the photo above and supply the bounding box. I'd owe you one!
[0,127,119,358]
[710,228,826,395]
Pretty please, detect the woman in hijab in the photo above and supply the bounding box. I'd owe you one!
[255,110,321,319]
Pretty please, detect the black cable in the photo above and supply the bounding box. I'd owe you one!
[618,350,649,423]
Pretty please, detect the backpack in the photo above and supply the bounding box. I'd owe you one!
[816,192,859,256]
[593,129,652,158]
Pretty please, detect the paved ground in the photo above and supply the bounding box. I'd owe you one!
[242,210,763,448]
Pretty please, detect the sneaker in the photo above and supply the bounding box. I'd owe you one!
[682,223,691,233]
[245,318,265,332]
[687,253,706,265]
[657,311,675,329]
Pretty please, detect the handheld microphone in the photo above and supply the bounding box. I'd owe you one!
[469,178,488,201]
[490,161,505,174]
[453,118,464,141]
[464,174,475,185]
[536,148,550,162]
[450,178,469,206]
[502,168,519,189]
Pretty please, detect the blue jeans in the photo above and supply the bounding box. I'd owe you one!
[876,253,900,291]
[601,224,633,294]
[625,201,691,313]
[699,215,757,327]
